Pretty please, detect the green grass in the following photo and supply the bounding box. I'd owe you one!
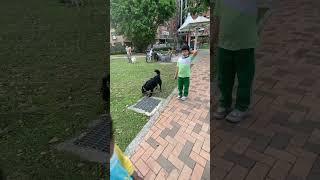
[200,43,210,49]
[110,57,176,150]
[109,53,146,57]
[0,0,107,179]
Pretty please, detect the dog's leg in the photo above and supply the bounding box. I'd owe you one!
[149,90,153,97]
[159,80,162,92]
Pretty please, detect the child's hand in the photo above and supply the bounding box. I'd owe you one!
[192,50,198,56]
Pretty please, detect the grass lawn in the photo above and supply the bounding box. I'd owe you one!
[200,43,210,49]
[110,54,127,57]
[111,53,145,57]
[110,57,177,150]
[0,0,107,179]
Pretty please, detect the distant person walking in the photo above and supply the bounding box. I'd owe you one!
[147,47,153,62]
[125,45,132,63]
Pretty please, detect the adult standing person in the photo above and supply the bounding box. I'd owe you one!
[213,0,263,122]
[125,45,132,63]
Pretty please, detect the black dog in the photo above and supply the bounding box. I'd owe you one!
[142,70,162,97]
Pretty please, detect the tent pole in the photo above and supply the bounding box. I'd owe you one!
[188,32,191,47]
[194,27,198,50]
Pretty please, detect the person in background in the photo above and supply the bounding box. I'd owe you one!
[125,45,132,63]
[148,47,153,61]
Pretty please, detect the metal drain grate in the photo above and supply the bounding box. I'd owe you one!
[73,121,109,152]
[133,97,161,113]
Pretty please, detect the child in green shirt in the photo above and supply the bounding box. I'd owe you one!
[174,45,198,101]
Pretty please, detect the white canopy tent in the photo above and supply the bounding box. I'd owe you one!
[178,13,195,33]
[178,13,210,50]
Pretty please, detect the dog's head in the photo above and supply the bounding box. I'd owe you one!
[154,69,160,75]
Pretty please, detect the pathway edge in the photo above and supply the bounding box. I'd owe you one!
[124,88,178,157]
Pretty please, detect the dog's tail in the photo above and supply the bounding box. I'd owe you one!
[154,69,160,75]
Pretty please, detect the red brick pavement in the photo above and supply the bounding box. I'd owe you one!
[212,0,320,180]
[130,50,210,179]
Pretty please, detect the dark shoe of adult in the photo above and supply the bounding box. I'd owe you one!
[226,109,249,123]
[213,107,231,120]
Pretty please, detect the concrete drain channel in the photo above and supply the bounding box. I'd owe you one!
[56,97,163,163]
[73,120,108,153]
[56,116,110,163]
[128,96,164,116]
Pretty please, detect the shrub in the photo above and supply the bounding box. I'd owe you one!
[153,46,173,52]
[111,43,126,55]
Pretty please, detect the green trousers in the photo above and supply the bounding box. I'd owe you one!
[178,77,190,97]
[217,47,255,111]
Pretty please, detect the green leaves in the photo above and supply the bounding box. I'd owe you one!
[111,0,176,51]
[185,0,210,16]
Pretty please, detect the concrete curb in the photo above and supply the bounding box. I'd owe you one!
[125,88,178,157]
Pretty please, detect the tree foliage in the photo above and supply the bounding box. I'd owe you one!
[184,0,210,16]
[111,0,176,51]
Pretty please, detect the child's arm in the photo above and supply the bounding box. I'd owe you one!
[191,50,198,57]
[257,7,269,35]
[190,50,198,66]
[174,66,179,79]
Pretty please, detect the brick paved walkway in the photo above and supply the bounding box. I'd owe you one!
[212,0,320,180]
[130,50,210,179]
